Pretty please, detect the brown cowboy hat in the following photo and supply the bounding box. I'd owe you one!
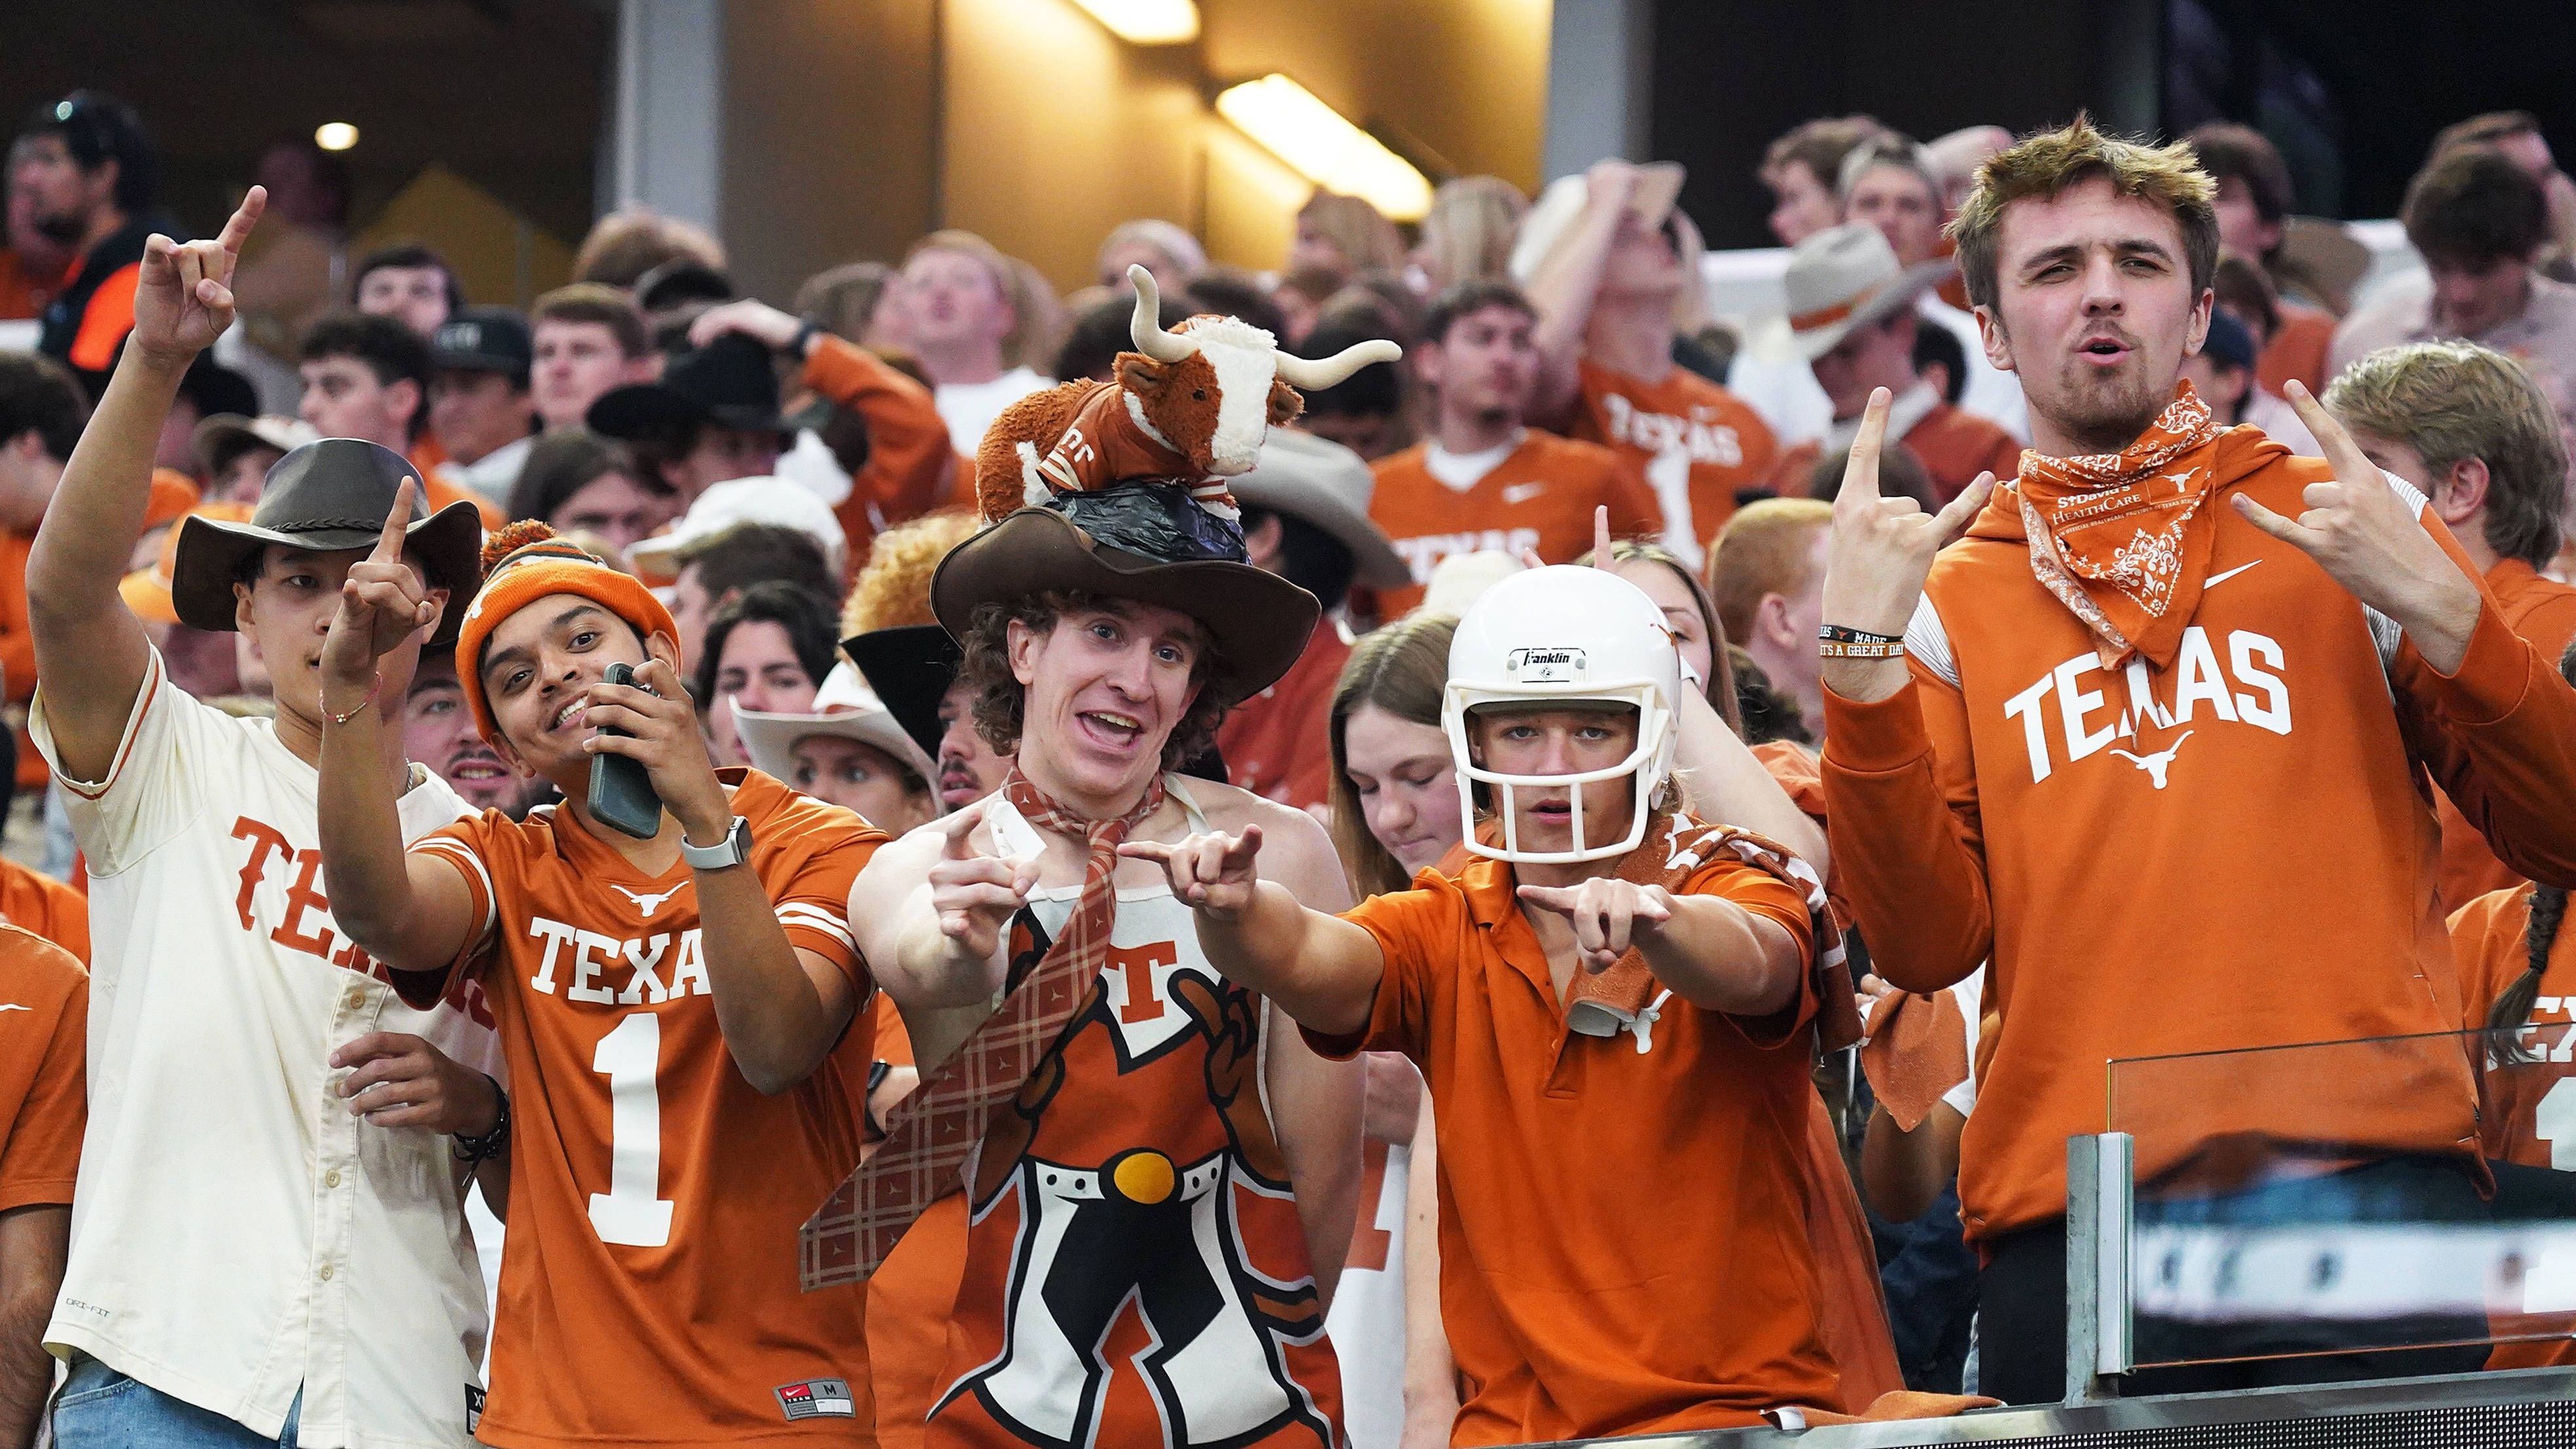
[930,484,1319,706]
[168,437,484,643]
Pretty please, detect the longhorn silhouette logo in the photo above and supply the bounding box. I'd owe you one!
[2108,730,2194,789]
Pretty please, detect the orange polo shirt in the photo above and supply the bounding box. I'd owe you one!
[1315,853,1838,1443]
[1770,404,2024,505]
[1364,433,1662,619]
[1823,458,2576,1242]
[2436,558,2576,912]
[1564,359,1777,557]
[0,857,86,962]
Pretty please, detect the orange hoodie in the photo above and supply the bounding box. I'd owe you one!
[1822,435,2576,1242]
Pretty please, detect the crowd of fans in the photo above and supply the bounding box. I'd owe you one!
[0,81,2573,1449]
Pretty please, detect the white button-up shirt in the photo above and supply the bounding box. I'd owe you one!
[36,649,500,1449]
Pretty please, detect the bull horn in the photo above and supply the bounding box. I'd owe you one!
[1274,337,1403,391]
[1127,264,1196,363]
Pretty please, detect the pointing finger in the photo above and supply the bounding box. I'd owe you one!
[1220,825,1263,872]
[374,477,417,563]
[940,799,991,861]
[217,186,268,256]
[1838,387,1891,507]
[1592,505,1614,568]
[1931,472,1997,546]
[2283,380,2372,484]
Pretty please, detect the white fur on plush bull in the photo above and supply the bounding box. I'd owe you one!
[973,264,1400,525]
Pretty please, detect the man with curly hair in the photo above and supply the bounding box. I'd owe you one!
[821,476,1364,1449]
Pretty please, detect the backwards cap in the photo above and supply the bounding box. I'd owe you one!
[454,521,679,745]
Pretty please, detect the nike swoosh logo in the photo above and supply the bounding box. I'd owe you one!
[2204,560,2262,590]
[1500,482,1547,505]
[0,1003,27,1012]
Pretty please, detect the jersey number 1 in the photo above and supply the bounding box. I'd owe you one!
[589,1012,676,1247]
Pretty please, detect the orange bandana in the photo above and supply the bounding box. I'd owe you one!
[2003,382,2286,669]
[1859,988,1971,1132]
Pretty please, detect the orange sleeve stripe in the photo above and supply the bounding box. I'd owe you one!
[67,262,142,372]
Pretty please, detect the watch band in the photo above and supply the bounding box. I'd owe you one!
[680,815,753,870]
[790,316,825,359]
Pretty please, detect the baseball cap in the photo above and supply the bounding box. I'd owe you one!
[433,307,534,384]
[624,475,847,584]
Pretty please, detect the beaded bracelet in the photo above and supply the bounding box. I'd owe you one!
[321,674,382,727]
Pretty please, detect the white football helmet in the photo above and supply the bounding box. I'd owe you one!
[1443,566,1682,864]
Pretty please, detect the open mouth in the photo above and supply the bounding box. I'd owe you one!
[551,697,591,736]
[1075,709,1147,753]
[448,756,509,782]
[2077,335,2133,366]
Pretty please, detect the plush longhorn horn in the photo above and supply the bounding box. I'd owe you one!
[1274,336,1404,390]
[1127,264,1196,363]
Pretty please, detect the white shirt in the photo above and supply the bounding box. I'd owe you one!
[1423,433,1524,492]
[935,365,1050,457]
[1323,1134,1412,1449]
[444,431,534,505]
[36,649,501,1449]
[1937,965,1987,1120]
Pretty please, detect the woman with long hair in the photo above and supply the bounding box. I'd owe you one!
[1329,613,1465,897]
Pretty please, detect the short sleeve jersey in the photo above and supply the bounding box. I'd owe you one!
[0,923,85,1212]
[1320,854,1838,1443]
[1567,359,1778,564]
[1365,433,1663,618]
[410,769,885,1447]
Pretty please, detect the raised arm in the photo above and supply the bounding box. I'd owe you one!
[1817,390,1999,992]
[29,188,264,781]
[1119,825,1387,1037]
[313,481,480,982]
[1524,163,1637,427]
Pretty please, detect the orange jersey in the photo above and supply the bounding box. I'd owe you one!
[2435,558,2576,912]
[1215,627,1350,813]
[0,922,84,1212]
[0,247,54,321]
[0,855,87,961]
[1566,359,1777,560]
[409,770,885,1447]
[861,996,972,1449]
[929,787,1344,1449]
[1323,853,1838,1443]
[1823,457,2576,1242]
[1365,433,1661,618]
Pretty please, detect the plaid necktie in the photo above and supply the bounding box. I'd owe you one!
[801,768,1166,1286]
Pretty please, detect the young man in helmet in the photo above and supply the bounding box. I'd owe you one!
[820,470,1365,1449]
[1124,564,1852,1443]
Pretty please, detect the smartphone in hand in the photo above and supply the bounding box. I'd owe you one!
[587,662,663,839]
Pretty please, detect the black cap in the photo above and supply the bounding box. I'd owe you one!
[175,355,259,423]
[586,331,783,440]
[432,307,533,385]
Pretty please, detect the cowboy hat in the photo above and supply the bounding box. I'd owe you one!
[732,661,942,813]
[626,474,848,584]
[1783,221,1951,361]
[168,438,484,643]
[1509,162,1687,287]
[842,623,960,764]
[1229,429,1408,592]
[586,331,786,440]
[930,484,1319,706]
[191,412,319,481]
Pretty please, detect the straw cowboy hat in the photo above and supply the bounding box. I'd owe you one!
[168,438,484,643]
[731,661,942,812]
[1781,221,1952,361]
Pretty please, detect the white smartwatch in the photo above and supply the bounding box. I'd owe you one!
[679,815,752,870]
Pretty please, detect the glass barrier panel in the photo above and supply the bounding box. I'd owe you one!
[2105,1025,2576,1376]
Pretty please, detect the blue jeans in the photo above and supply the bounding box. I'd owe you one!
[52,1355,303,1449]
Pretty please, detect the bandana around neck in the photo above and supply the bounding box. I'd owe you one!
[2012,382,2249,670]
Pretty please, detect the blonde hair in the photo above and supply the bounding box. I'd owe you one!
[1948,115,2219,314]
[1327,612,1459,897]
[1416,177,1528,292]
[1708,499,1833,645]
[2326,341,2569,567]
[1298,190,1407,279]
[573,208,727,289]
[842,510,980,638]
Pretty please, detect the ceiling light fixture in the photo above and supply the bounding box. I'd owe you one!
[1066,0,1200,45]
[1215,75,1431,222]
[314,121,360,152]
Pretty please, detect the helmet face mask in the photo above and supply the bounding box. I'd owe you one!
[1442,566,1683,866]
